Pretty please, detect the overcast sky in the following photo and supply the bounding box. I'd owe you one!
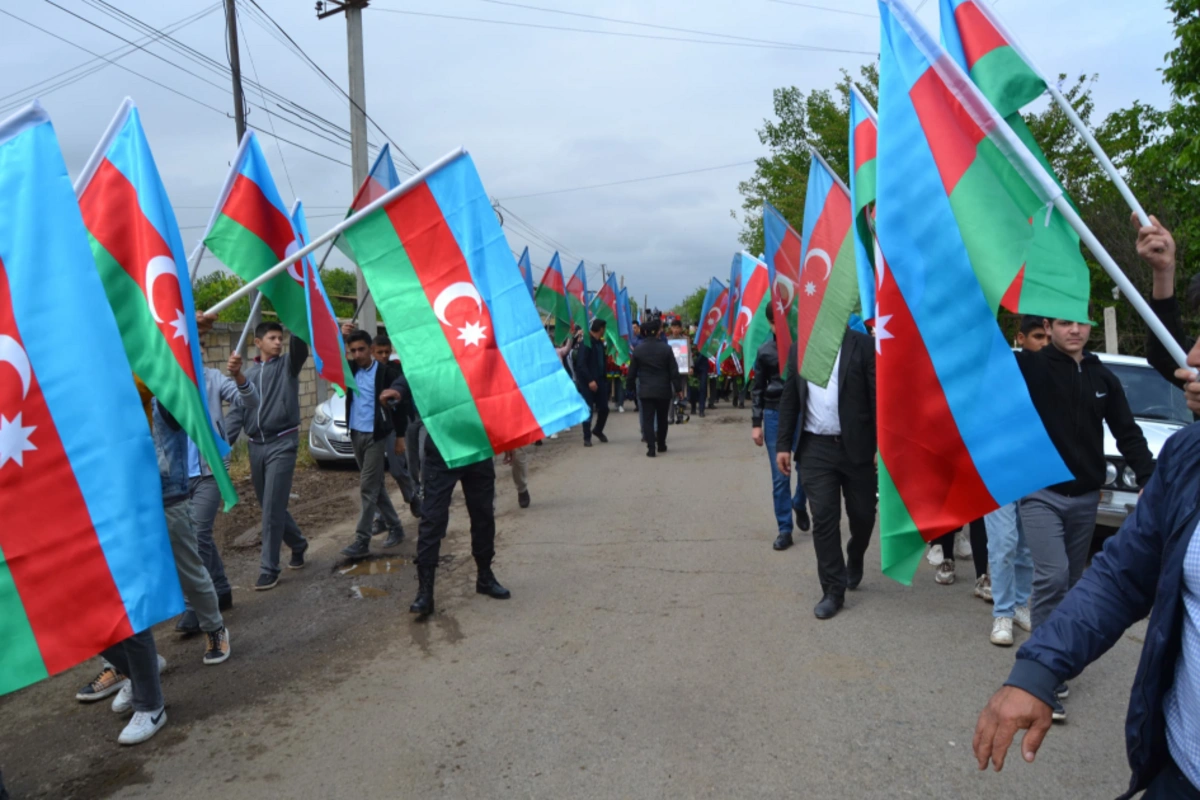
[0,0,1178,310]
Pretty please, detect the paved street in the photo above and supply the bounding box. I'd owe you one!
[0,407,1144,799]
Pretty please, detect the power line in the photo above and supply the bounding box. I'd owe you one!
[237,3,295,198]
[499,159,757,201]
[394,0,864,50]
[0,3,220,108]
[766,0,877,19]
[371,8,879,55]
[0,8,353,167]
[242,0,423,172]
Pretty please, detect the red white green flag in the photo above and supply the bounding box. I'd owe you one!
[334,143,402,264]
[534,252,570,346]
[593,274,630,365]
[202,132,309,340]
[733,252,771,377]
[341,152,589,468]
[565,261,589,335]
[75,99,238,509]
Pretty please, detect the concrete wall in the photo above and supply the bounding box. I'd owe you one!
[200,323,326,433]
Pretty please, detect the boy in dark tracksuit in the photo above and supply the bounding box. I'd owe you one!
[242,322,309,591]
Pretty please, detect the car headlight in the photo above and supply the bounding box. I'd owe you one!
[1122,465,1138,489]
[313,409,331,425]
[1105,461,1118,487]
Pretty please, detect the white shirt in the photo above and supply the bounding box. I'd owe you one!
[803,346,842,435]
[1166,521,1200,788]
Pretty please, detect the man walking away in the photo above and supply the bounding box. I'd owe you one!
[243,321,309,591]
[575,318,610,446]
[691,334,711,418]
[983,314,1049,647]
[1014,316,1155,719]
[340,330,411,560]
[751,303,809,551]
[175,348,258,634]
[776,326,877,620]
[627,318,684,457]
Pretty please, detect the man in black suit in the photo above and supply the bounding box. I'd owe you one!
[575,318,610,447]
[776,327,877,619]
[627,318,684,457]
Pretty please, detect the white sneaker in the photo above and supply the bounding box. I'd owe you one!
[118,707,166,745]
[111,681,134,714]
[935,559,956,585]
[926,544,944,566]
[990,617,1014,646]
[157,654,168,673]
[974,574,993,602]
[1014,605,1032,632]
[549,433,559,440]
[618,406,625,413]
[954,529,972,560]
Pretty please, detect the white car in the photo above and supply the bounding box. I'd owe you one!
[309,393,355,466]
[1096,353,1191,528]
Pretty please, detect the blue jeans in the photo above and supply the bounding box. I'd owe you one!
[985,502,1032,618]
[762,408,806,535]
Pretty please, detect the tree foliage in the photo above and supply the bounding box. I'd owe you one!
[192,267,358,324]
[734,64,878,255]
[673,284,708,325]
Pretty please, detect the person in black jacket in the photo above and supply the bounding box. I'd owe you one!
[776,327,877,619]
[627,318,684,457]
[575,318,610,447]
[340,330,411,560]
[751,303,809,551]
[1013,320,1155,662]
[690,335,711,417]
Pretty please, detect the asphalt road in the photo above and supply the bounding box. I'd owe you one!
[0,406,1146,799]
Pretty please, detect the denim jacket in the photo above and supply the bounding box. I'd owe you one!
[151,398,190,505]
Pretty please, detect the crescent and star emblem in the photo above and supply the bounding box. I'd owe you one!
[775,275,795,308]
[803,248,833,281]
[433,282,488,347]
[736,305,753,333]
[144,255,189,345]
[284,240,305,285]
[0,334,37,469]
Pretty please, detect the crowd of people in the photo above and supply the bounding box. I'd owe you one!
[18,215,1200,800]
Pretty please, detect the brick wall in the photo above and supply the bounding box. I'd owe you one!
[200,323,326,433]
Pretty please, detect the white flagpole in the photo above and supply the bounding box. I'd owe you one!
[234,292,266,356]
[850,84,878,124]
[886,0,1189,369]
[205,146,466,316]
[806,143,851,199]
[971,1,1151,227]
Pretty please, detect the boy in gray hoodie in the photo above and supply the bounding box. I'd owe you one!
[242,321,309,590]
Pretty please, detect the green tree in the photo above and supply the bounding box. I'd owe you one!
[321,267,357,318]
[673,284,708,325]
[734,64,878,254]
[1164,0,1200,168]
[192,272,265,322]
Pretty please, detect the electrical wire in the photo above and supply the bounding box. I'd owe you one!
[389,0,863,50]
[766,0,877,19]
[243,0,423,172]
[499,160,757,200]
[236,3,295,198]
[371,7,879,55]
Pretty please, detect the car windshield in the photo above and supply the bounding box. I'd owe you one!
[1106,363,1192,425]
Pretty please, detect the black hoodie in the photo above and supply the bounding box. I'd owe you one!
[1016,344,1155,496]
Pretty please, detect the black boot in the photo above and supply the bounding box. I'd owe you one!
[475,558,512,599]
[409,564,436,617]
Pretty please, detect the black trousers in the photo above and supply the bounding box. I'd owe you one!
[415,439,496,568]
[932,518,988,579]
[1144,758,1200,799]
[581,385,609,441]
[690,375,709,412]
[640,397,670,449]
[798,433,877,598]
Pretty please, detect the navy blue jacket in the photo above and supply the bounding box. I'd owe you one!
[1006,422,1200,798]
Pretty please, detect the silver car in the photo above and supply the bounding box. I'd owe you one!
[1096,353,1191,528]
[309,393,355,466]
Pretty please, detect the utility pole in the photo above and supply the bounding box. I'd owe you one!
[225,0,259,351]
[317,0,377,335]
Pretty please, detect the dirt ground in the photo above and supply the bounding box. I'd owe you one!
[0,409,1146,799]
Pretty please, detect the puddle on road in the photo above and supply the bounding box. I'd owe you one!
[351,585,389,599]
[338,560,403,576]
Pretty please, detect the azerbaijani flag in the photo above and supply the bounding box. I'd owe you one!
[0,103,183,697]
[341,152,590,468]
[695,277,728,357]
[724,252,744,351]
[516,247,535,298]
[617,286,633,340]
[293,201,357,395]
[939,0,1090,321]
[849,87,879,323]
[566,261,589,335]
[76,99,237,510]
[335,143,402,263]
[733,252,771,369]
[534,251,570,345]
[593,274,630,365]
[202,131,308,341]
[875,0,1072,583]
